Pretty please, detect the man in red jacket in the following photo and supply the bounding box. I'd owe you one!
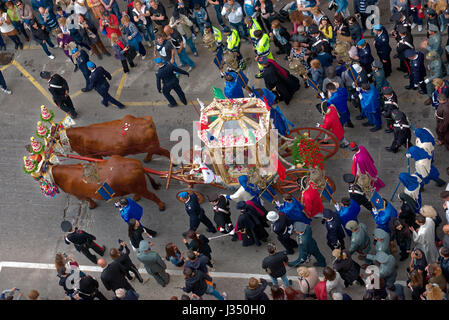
[300,180,324,218]
[317,102,350,148]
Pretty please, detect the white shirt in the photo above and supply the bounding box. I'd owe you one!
[0,13,15,34]
[413,218,439,263]
[221,3,243,24]
[74,0,88,14]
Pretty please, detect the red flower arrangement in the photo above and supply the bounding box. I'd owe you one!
[291,134,324,170]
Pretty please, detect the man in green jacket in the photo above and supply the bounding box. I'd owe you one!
[288,222,326,268]
[136,240,170,287]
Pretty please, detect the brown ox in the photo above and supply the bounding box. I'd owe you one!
[63,115,170,162]
[51,155,165,210]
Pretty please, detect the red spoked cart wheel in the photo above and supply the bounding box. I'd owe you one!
[276,168,336,202]
[279,127,340,160]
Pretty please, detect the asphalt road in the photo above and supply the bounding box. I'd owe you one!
[0,0,447,301]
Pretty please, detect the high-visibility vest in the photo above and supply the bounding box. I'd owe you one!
[227,29,240,51]
[249,18,262,46]
[212,26,222,46]
[255,33,271,57]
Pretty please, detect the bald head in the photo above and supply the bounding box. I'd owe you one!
[443,224,449,235]
[164,26,173,35]
[97,258,107,268]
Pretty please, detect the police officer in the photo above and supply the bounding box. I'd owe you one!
[86,61,125,108]
[309,24,331,55]
[424,51,445,105]
[386,110,412,153]
[371,60,389,94]
[422,24,443,57]
[223,26,245,70]
[323,209,346,251]
[154,58,190,107]
[40,71,78,119]
[391,11,412,37]
[404,49,427,95]
[355,39,374,75]
[266,211,298,255]
[373,24,392,77]
[62,220,106,264]
[244,16,262,48]
[426,8,440,34]
[372,228,390,254]
[394,25,414,76]
[179,191,217,233]
[71,48,91,92]
[287,222,326,268]
[253,30,273,78]
[207,193,233,233]
[381,86,399,133]
[204,23,225,76]
[343,173,373,211]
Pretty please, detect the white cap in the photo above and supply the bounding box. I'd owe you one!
[267,211,279,222]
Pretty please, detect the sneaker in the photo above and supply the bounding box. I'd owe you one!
[1,88,12,94]
[193,52,198,56]
[142,55,146,60]
[187,66,193,72]
[411,23,416,29]
[418,25,423,32]
[222,292,227,300]
[48,55,55,60]
[136,52,140,57]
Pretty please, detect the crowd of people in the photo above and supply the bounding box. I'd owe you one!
[1,0,449,301]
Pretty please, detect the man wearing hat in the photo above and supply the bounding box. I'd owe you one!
[155,57,190,107]
[71,47,91,92]
[136,240,170,287]
[335,197,360,236]
[426,8,440,34]
[392,11,412,36]
[208,193,233,233]
[355,39,374,75]
[404,49,427,95]
[223,26,245,70]
[422,24,443,57]
[350,142,385,191]
[323,208,346,251]
[254,30,273,78]
[267,211,298,255]
[366,251,397,288]
[373,24,392,77]
[436,92,449,150]
[373,227,391,255]
[287,221,326,268]
[386,110,412,153]
[360,82,382,132]
[86,61,125,108]
[343,173,373,211]
[423,51,445,105]
[179,191,217,233]
[40,71,78,119]
[309,24,331,55]
[236,201,269,247]
[346,220,371,267]
[62,220,106,264]
[380,86,399,133]
[394,24,414,76]
[371,60,389,94]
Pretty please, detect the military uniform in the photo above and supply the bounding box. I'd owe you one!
[356,40,374,75]
[373,227,391,255]
[386,110,412,153]
[366,251,397,288]
[395,27,414,74]
[347,221,371,264]
[184,193,216,233]
[373,25,392,77]
[371,60,389,93]
[288,222,326,268]
[323,209,346,251]
[272,213,298,254]
[343,173,373,211]
[65,228,105,264]
[309,25,331,54]
[47,74,78,118]
[381,87,399,133]
[425,51,445,101]
[405,50,427,95]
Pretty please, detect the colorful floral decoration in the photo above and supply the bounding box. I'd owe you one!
[291,134,324,170]
[30,137,44,155]
[40,105,54,123]
[39,178,59,198]
[36,121,50,138]
[23,156,38,175]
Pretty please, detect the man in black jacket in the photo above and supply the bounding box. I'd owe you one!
[182,267,226,299]
[261,243,291,287]
[40,71,78,118]
[266,211,297,255]
[110,241,143,283]
[78,274,108,300]
[97,258,135,293]
[154,58,190,107]
[244,277,269,300]
[323,209,346,251]
[86,61,125,109]
[72,48,91,92]
[61,220,105,264]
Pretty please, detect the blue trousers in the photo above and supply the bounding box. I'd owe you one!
[211,4,224,25]
[97,89,125,108]
[39,38,55,56]
[204,284,224,300]
[178,48,195,67]
[269,274,289,287]
[141,23,155,42]
[0,34,4,47]
[185,36,197,54]
[366,111,382,128]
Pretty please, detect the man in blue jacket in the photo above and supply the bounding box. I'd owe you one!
[360,82,382,132]
[72,48,91,92]
[335,197,360,236]
[155,58,190,107]
[86,61,125,108]
[179,191,217,233]
[224,70,247,98]
[116,198,143,224]
[323,209,346,250]
[326,82,353,128]
[275,194,312,225]
[404,49,427,95]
